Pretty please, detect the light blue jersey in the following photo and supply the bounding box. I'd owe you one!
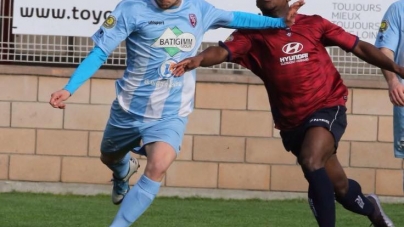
[63,0,287,154]
[375,0,404,158]
[91,0,278,122]
[64,0,286,124]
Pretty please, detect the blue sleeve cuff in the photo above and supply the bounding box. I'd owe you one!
[64,46,108,94]
[228,12,286,29]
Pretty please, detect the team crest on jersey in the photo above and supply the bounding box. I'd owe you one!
[189,14,197,27]
[379,20,388,33]
[144,59,183,88]
[158,59,177,79]
[152,27,196,57]
[103,15,116,29]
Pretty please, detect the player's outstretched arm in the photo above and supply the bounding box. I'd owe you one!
[226,0,304,29]
[49,46,108,109]
[352,40,404,77]
[172,46,229,76]
[352,40,404,105]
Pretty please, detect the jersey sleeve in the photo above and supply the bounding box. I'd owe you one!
[374,2,401,53]
[219,30,252,63]
[199,0,234,31]
[199,0,285,31]
[320,17,359,52]
[91,1,138,55]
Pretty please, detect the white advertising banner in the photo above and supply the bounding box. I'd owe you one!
[299,0,397,44]
[205,0,397,43]
[12,0,396,44]
[12,0,120,37]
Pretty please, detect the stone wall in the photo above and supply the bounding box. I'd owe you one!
[0,65,403,197]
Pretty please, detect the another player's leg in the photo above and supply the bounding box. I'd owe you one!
[101,150,140,205]
[110,141,176,227]
[299,127,336,227]
[100,100,141,205]
[109,116,187,227]
[325,155,394,227]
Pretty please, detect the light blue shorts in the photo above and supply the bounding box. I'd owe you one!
[393,105,404,158]
[100,100,188,156]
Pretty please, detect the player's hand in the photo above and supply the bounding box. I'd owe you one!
[172,56,203,77]
[49,89,71,109]
[285,0,305,27]
[388,79,404,106]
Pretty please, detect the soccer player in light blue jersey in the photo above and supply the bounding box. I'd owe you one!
[49,0,304,226]
[375,0,404,194]
[375,1,404,154]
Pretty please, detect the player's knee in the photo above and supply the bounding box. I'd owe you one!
[100,152,121,165]
[298,155,325,172]
[144,162,168,182]
[333,178,349,197]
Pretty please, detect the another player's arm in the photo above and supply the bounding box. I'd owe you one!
[172,46,229,75]
[379,48,398,85]
[49,46,108,109]
[320,16,404,88]
[350,41,404,78]
[351,42,404,106]
[63,46,108,96]
[49,2,137,109]
[374,2,404,106]
[321,19,400,74]
[228,0,304,28]
[377,47,404,106]
[173,31,251,76]
[341,41,404,107]
[200,0,304,31]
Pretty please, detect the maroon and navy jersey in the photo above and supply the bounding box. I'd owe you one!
[222,14,358,130]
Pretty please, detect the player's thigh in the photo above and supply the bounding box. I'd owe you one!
[141,116,188,156]
[143,142,177,181]
[300,127,335,160]
[280,126,305,157]
[141,117,188,180]
[101,122,141,155]
[289,106,347,161]
[300,106,347,162]
[100,100,142,159]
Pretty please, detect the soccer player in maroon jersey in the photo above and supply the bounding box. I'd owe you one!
[172,0,401,227]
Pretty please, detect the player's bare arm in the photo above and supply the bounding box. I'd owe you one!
[173,46,228,76]
[352,40,404,79]
[352,41,404,106]
[352,40,404,77]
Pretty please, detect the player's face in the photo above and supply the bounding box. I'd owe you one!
[256,0,289,12]
[155,0,181,9]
